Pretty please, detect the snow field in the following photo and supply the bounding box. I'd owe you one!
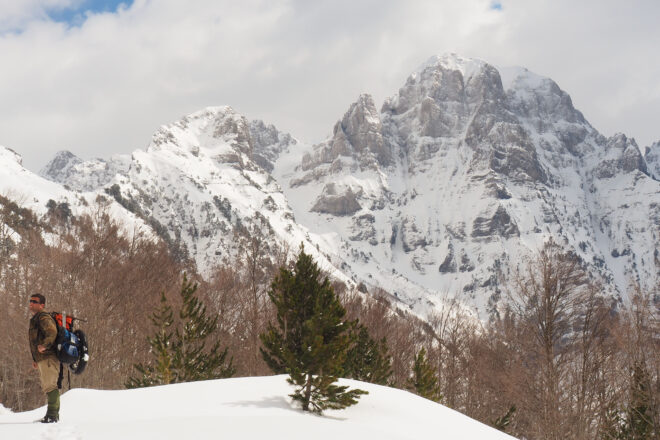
[0,375,516,440]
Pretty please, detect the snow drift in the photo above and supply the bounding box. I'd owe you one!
[0,375,516,439]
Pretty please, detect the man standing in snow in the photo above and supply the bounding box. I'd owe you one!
[28,293,60,423]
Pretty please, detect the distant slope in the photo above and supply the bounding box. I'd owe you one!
[0,375,517,440]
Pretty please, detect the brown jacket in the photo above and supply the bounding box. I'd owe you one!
[29,311,58,362]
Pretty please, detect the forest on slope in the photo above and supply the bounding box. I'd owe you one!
[0,195,658,439]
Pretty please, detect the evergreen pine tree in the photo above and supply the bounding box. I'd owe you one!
[343,323,393,385]
[620,363,656,440]
[125,292,175,388]
[173,274,235,382]
[408,347,442,402]
[601,405,625,440]
[126,273,235,388]
[492,405,517,432]
[260,249,367,413]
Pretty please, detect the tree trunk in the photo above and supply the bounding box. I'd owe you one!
[303,373,313,411]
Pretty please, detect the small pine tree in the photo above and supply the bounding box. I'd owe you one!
[125,292,175,387]
[260,249,367,413]
[126,274,235,388]
[601,404,625,440]
[492,405,517,432]
[620,363,656,440]
[343,323,393,385]
[408,347,442,402]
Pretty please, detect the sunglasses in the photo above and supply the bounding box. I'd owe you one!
[29,300,41,304]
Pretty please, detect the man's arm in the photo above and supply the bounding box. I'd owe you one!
[38,314,58,351]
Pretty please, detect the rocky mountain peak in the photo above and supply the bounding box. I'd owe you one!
[502,67,586,125]
[39,150,82,181]
[149,106,253,158]
[299,94,388,180]
[382,54,502,119]
[39,150,130,192]
[380,54,547,184]
[337,94,389,166]
[594,133,648,178]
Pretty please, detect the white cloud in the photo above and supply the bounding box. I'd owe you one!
[0,0,83,31]
[0,0,658,171]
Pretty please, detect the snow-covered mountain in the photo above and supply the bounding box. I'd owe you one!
[35,107,351,285]
[274,54,659,315]
[0,375,516,440]
[39,150,131,192]
[20,53,660,318]
[0,145,147,238]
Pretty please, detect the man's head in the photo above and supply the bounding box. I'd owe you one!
[29,293,46,315]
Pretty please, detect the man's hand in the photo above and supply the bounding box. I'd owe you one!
[37,345,46,353]
[32,362,37,369]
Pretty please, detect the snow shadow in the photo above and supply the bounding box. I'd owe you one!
[228,395,297,412]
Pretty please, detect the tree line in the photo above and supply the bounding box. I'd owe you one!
[0,195,658,439]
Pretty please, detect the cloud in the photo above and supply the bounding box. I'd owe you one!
[0,0,658,171]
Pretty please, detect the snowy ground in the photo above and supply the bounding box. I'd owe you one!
[0,375,516,439]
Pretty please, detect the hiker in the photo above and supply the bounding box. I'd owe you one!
[28,293,60,423]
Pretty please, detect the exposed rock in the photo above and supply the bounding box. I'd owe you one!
[646,140,660,180]
[210,108,254,156]
[438,243,457,273]
[349,214,378,244]
[595,134,648,179]
[459,253,475,272]
[249,120,296,172]
[472,205,520,239]
[40,150,130,192]
[401,217,428,252]
[341,94,390,166]
[302,94,388,174]
[486,180,512,199]
[40,150,82,180]
[311,183,362,216]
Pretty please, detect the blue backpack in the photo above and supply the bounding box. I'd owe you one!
[51,312,89,375]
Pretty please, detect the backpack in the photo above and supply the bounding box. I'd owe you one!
[50,312,89,375]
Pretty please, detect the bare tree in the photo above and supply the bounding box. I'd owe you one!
[507,240,591,440]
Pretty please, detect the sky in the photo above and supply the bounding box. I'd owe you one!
[0,0,659,172]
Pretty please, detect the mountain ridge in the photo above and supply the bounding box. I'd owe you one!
[9,53,658,318]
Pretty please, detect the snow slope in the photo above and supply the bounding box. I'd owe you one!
[0,375,516,440]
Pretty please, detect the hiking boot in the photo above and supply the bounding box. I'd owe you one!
[40,414,59,423]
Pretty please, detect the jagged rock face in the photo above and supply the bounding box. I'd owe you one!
[301,94,388,177]
[594,134,648,179]
[380,55,547,183]
[279,53,659,318]
[249,120,296,172]
[40,151,82,178]
[471,205,520,239]
[311,183,362,216]
[646,141,660,180]
[340,94,390,166]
